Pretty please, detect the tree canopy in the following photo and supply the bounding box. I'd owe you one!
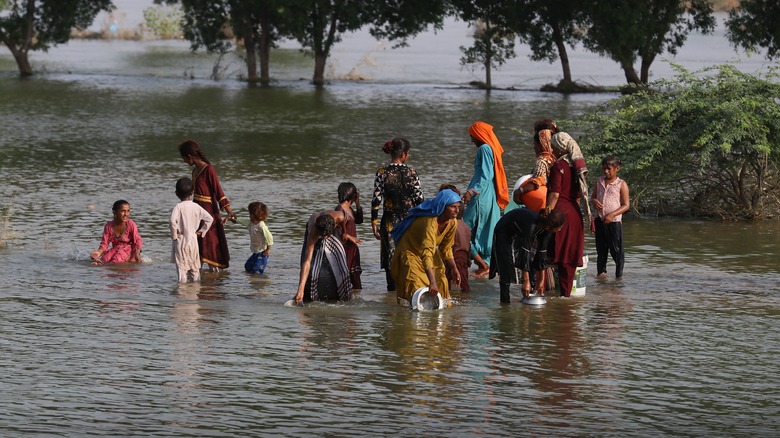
[726,0,780,60]
[0,0,114,76]
[582,0,715,85]
[576,64,780,219]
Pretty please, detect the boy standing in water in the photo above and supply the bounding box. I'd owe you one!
[591,156,630,278]
[245,202,273,275]
[170,178,214,282]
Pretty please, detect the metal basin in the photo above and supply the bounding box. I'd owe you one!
[521,294,547,305]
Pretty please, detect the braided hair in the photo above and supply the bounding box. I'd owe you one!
[178,139,211,165]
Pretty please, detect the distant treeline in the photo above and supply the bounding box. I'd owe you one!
[1,0,777,92]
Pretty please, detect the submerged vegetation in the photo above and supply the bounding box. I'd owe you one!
[576,63,780,220]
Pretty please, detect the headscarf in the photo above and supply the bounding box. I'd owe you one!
[530,129,557,187]
[468,121,510,209]
[550,132,593,223]
[390,189,462,243]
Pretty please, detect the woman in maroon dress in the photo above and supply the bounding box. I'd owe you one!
[335,182,363,290]
[546,131,590,297]
[179,140,236,271]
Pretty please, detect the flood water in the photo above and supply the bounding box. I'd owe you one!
[1,11,779,437]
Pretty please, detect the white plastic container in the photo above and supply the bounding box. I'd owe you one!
[570,255,588,296]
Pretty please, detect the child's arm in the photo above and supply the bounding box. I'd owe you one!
[129,221,143,263]
[198,205,214,236]
[605,181,631,224]
[90,223,111,263]
[262,224,273,256]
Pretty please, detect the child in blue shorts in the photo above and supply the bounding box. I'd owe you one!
[244,202,273,274]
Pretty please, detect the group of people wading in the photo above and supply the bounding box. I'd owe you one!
[92,119,630,307]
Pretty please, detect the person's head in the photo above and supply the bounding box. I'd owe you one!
[533,119,558,154]
[248,202,269,223]
[533,118,558,135]
[338,182,358,203]
[175,177,193,200]
[439,184,464,219]
[432,189,462,221]
[601,155,622,179]
[178,139,210,165]
[468,121,495,147]
[112,200,130,222]
[315,213,336,237]
[382,137,411,161]
[538,208,565,232]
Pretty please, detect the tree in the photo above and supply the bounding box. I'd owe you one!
[726,0,780,60]
[459,20,516,89]
[512,0,585,90]
[576,64,780,219]
[452,0,516,90]
[161,0,282,84]
[0,0,114,76]
[582,0,715,85]
[279,0,379,87]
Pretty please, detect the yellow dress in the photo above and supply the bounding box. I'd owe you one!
[390,216,457,302]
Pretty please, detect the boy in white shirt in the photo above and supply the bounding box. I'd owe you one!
[170,178,214,282]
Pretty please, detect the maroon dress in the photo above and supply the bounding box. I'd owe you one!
[335,205,362,289]
[192,164,231,269]
[547,160,584,297]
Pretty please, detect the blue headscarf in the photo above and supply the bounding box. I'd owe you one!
[390,189,462,243]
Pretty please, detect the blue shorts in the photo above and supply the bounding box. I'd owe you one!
[245,253,269,274]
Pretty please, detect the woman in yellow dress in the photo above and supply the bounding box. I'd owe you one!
[390,189,462,304]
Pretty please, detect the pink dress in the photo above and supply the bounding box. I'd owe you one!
[97,219,143,263]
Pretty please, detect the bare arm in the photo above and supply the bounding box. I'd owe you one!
[605,181,631,224]
[294,230,318,304]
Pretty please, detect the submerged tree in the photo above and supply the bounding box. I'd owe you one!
[0,0,114,76]
[726,0,780,60]
[512,0,585,90]
[453,0,516,89]
[577,64,780,219]
[160,0,282,84]
[582,0,715,85]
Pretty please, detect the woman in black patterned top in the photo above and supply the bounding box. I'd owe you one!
[371,138,424,291]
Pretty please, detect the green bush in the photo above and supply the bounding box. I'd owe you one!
[577,63,780,220]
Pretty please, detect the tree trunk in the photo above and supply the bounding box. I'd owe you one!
[313,49,327,87]
[622,63,641,85]
[552,22,572,85]
[484,59,492,89]
[243,27,258,82]
[258,13,270,85]
[640,54,655,84]
[7,44,33,77]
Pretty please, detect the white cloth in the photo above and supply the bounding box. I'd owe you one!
[249,220,273,253]
[170,200,214,275]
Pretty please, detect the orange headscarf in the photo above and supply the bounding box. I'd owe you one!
[468,121,510,209]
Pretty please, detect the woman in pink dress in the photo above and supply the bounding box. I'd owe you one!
[90,200,143,264]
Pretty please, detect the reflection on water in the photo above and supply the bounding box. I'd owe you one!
[1,32,779,436]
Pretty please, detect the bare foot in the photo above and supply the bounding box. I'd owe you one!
[471,268,490,278]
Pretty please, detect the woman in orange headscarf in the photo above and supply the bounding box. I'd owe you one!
[461,121,509,278]
[514,118,558,212]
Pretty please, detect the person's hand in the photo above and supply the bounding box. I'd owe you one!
[463,189,479,203]
[262,249,270,257]
[522,279,532,297]
[372,223,381,240]
[293,290,304,305]
[603,213,614,225]
[90,250,102,262]
[428,282,440,296]
[352,236,363,245]
[592,199,603,210]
